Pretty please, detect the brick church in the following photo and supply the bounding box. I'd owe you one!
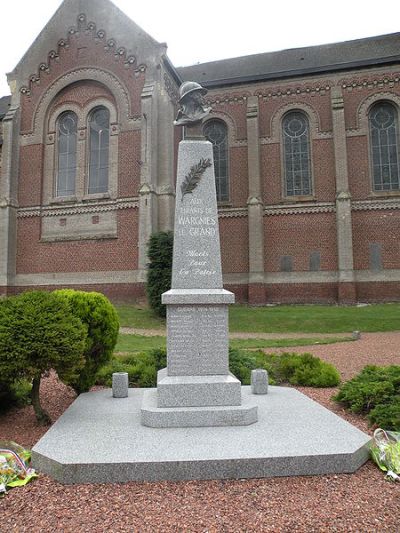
[1,0,399,304]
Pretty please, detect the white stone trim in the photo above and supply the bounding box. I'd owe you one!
[13,270,143,286]
[17,197,139,218]
[354,269,400,282]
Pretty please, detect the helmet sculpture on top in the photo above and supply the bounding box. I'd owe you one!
[174,81,211,126]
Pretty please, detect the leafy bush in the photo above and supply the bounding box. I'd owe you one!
[54,290,119,393]
[96,348,167,388]
[334,365,400,430]
[0,291,86,423]
[147,231,173,317]
[276,353,340,387]
[228,348,340,387]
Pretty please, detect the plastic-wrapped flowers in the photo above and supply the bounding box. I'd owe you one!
[370,429,400,482]
[0,441,37,495]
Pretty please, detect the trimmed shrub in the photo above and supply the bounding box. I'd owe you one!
[229,349,340,387]
[95,348,167,388]
[147,231,173,317]
[277,353,340,387]
[54,290,120,393]
[0,291,86,423]
[334,365,400,430]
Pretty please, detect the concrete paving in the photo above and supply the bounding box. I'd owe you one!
[32,386,370,484]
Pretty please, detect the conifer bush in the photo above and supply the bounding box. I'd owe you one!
[54,289,120,393]
[0,291,86,424]
[147,231,173,317]
[334,365,400,430]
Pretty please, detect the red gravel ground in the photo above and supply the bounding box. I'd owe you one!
[1,333,399,532]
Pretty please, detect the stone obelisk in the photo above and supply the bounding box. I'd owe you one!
[141,82,257,427]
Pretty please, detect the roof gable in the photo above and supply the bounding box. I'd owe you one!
[9,0,163,93]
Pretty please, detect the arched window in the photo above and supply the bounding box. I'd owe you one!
[369,102,400,191]
[282,111,312,197]
[203,120,229,202]
[88,107,110,194]
[56,111,77,196]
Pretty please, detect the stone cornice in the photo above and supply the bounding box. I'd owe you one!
[352,198,400,211]
[264,202,335,216]
[17,197,139,218]
[340,72,400,91]
[218,207,247,218]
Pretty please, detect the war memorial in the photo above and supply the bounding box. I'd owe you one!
[31,82,370,484]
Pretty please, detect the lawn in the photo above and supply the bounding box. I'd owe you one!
[114,302,400,334]
[114,333,354,354]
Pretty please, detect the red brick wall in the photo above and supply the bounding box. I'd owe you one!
[264,213,337,272]
[347,136,370,200]
[352,210,400,270]
[219,216,249,273]
[118,130,141,197]
[16,209,139,274]
[356,282,400,302]
[9,283,146,301]
[266,283,338,303]
[229,146,248,207]
[18,144,43,207]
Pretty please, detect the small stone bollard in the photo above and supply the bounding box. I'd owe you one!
[112,372,129,398]
[251,369,268,395]
[352,330,361,340]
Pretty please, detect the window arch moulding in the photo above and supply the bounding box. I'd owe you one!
[20,67,139,145]
[44,97,119,205]
[265,101,327,144]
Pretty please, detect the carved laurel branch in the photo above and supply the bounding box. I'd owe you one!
[180,158,212,201]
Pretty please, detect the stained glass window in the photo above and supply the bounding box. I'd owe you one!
[56,111,77,196]
[369,102,400,191]
[203,120,229,202]
[283,112,312,196]
[88,107,110,194]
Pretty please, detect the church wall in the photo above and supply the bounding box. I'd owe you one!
[16,209,139,274]
[2,4,400,303]
[264,212,337,273]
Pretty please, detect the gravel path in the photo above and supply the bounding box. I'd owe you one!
[1,333,399,532]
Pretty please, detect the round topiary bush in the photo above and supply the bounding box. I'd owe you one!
[54,289,120,394]
[0,291,87,424]
[147,231,173,317]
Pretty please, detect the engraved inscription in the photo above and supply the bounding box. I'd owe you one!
[167,306,229,376]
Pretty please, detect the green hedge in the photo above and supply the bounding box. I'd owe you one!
[333,365,400,430]
[146,231,173,317]
[96,348,339,389]
[229,349,340,387]
[96,348,166,388]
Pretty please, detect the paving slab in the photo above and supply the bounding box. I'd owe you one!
[32,386,371,484]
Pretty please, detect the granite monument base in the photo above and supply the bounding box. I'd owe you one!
[32,386,371,484]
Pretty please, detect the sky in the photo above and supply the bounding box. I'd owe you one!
[1,0,400,96]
